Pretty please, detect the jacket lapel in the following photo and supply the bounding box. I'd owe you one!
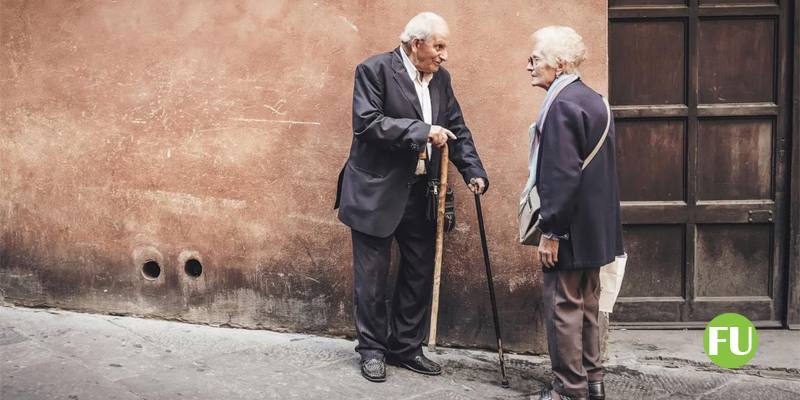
[429,75,441,125]
[392,47,424,120]
[428,76,444,173]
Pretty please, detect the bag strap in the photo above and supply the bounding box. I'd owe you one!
[581,96,612,171]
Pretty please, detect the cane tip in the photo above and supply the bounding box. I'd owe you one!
[501,379,510,388]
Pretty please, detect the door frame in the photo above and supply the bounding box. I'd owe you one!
[787,0,800,330]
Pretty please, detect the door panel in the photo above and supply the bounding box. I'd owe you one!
[698,18,776,104]
[618,225,686,298]
[696,118,774,200]
[695,224,772,297]
[617,119,686,202]
[609,20,687,106]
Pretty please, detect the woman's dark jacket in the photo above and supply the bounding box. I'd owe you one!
[536,79,624,270]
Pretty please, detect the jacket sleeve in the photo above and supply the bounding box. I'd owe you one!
[537,99,586,236]
[352,63,429,152]
[442,74,490,191]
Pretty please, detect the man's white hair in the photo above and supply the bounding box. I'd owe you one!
[532,26,587,76]
[399,12,448,44]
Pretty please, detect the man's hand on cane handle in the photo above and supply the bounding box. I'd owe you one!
[468,177,486,195]
[428,125,456,148]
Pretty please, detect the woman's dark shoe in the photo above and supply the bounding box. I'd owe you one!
[360,358,386,382]
[588,381,605,400]
[530,387,579,400]
[386,354,442,375]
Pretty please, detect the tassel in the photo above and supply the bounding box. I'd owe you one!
[415,150,427,175]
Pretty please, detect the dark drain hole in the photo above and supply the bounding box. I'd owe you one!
[185,259,203,278]
[142,261,161,280]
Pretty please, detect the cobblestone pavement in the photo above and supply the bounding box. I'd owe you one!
[2,306,798,399]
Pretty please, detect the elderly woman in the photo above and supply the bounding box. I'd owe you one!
[524,26,624,400]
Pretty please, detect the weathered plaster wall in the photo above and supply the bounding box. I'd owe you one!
[0,0,607,353]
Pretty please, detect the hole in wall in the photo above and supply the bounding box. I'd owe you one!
[142,261,161,280]
[184,259,203,278]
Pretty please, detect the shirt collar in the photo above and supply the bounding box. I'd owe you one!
[399,45,432,85]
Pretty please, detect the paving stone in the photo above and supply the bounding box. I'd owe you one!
[1,358,141,400]
[0,326,29,346]
[703,379,800,400]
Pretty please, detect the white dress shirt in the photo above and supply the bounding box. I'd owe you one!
[400,46,433,157]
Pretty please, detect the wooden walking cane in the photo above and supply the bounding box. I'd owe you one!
[428,143,449,351]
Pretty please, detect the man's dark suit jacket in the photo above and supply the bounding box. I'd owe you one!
[335,47,488,238]
[536,79,624,270]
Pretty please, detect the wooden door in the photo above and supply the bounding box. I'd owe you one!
[609,0,792,327]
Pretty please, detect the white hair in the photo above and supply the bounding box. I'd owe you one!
[531,26,587,76]
[399,12,448,44]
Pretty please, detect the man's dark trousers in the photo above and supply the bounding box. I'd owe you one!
[351,178,434,361]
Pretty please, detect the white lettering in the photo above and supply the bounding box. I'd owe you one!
[729,327,754,356]
[708,327,728,356]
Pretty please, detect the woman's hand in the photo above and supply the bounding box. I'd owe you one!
[538,236,560,269]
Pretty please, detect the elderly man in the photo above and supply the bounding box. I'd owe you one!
[334,12,489,382]
[524,26,624,400]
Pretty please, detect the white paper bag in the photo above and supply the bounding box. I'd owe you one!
[599,254,627,313]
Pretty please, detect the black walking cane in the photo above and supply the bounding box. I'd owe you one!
[473,193,510,388]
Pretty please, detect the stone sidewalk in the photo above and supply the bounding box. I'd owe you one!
[1,306,798,399]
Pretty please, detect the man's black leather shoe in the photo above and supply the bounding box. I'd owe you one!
[386,354,442,375]
[360,358,386,382]
[588,381,605,400]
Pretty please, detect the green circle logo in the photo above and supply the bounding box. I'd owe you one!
[703,313,758,368]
